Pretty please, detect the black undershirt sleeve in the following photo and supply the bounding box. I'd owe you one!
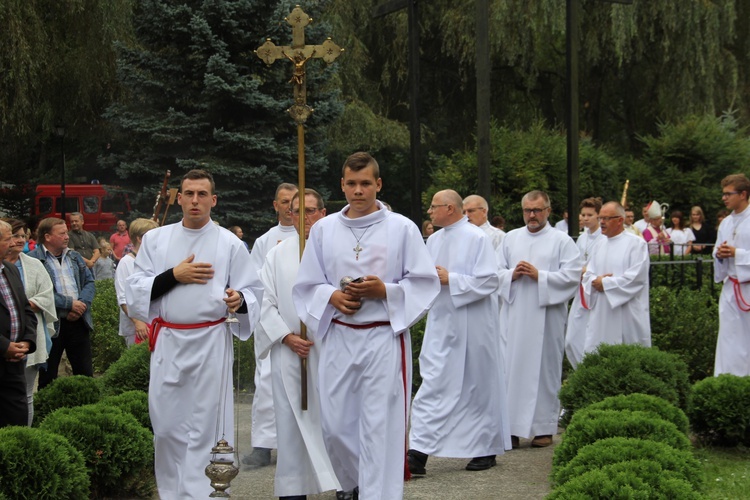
[149,270,250,316]
[150,269,179,301]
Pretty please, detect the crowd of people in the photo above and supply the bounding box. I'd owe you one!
[2,164,750,500]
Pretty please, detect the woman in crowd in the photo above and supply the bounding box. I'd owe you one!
[1,218,57,425]
[422,220,434,238]
[688,206,716,255]
[667,211,695,256]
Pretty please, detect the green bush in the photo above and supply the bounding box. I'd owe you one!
[91,278,126,373]
[234,335,256,392]
[33,375,102,425]
[552,437,703,489]
[40,404,155,498]
[100,342,151,395]
[585,393,689,435]
[0,426,89,500]
[547,460,704,499]
[410,316,426,394]
[100,390,151,431]
[553,409,691,468]
[559,343,690,427]
[689,374,750,446]
[649,285,718,382]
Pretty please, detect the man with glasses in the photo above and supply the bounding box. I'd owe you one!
[256,189,340,499]
[244,182,298,468]
[497,190,581,449]
[714,173,750,376]
[462,194,505,250]
[580,202,650,357]
[409,190,508,475]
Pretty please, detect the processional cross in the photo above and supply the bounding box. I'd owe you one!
[255,5,343,411]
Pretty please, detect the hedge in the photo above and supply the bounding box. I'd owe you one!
[552,437,703,490]
[0,426,89,500]
[584,393,689,435]
[553,409,691,468]
[547,460,704,499]
[689,374,750,446]
[99,341,151,395]
[100,390,151,431]
[33,375,101,425]
[559,343,690,427]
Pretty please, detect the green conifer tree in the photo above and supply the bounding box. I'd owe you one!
[100,0,342,231]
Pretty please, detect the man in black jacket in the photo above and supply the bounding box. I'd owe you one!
[0,220,38,428]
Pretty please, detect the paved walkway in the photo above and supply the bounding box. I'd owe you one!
[228,403,557,499]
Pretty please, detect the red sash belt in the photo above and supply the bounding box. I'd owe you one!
[331,318,391,329]
[729,277,750,312]
[148,316,226,351]
[579,283,590,310]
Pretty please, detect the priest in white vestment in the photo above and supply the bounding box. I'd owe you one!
[714,174,750,376]
[580,202,651,356]
[292,153,440,500]
[126,170,261,500]
[256,189,340,498]
[463,194,505,250]
[564,197,602,369]
[245,183,298,466]
[409,190,507,474]
[497,190,581,448]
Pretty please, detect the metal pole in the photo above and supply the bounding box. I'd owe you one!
[476,0,491,202]
[297,122,308,411]
[60,132,66,222]
[566,0,580,238]
[407,0,422,226]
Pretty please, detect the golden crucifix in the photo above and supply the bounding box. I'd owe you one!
[255,5,343,411]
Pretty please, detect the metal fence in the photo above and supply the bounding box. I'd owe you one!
[648,243,718,294]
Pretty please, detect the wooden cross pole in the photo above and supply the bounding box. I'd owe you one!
[255,5,343,411]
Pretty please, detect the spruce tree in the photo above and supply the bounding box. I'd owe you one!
[101,0,342,232]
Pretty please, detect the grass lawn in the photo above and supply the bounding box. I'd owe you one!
[696,446,750,499]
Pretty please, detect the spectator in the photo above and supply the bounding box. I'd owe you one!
[623,208,642,237]
[716,209,729,228]
[491,215,505,231]
[109,220,131,262]
[228,225,250,252]
[554,210,568,233]
[422,220,434,238]
[29,217,95,389]
[688,206,716,255]
[67,212,100,269]
[1,218,56,426]
[92,239,116,280]
[666,211,694,256]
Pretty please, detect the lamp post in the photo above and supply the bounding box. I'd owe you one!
[56,125,66,222]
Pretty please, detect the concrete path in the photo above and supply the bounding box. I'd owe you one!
[227,403,556,499]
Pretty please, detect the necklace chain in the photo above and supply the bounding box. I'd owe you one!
[349,226,370,261]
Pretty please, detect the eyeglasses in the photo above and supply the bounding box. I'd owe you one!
[428,204,448,211]
[291,207,321,216]
[597,216,623,222]
[722,191,740,198]
[522,207,549,215]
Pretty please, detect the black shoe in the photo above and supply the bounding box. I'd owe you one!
[280,496,306,500]
[336,487,358,500]
[465,455,496,471]
[407,449,428,475]
[241,447,271,467]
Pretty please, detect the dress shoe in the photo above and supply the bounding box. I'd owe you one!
[336,487,358,500]
[465,455,496,471]
[531,435,553,448]
[280,496,306,500]
[241,447,271,467]
[407,449,427,475]
[511,435,520,449]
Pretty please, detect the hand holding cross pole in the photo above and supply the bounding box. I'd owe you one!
[255,5,343,411]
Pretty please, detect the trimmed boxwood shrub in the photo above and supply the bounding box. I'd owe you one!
[40,404,155,498]
[91,279,126,373]
[0,426,90,500]
[553,409,691,468]
[559,343,690,427]
[552,437,703,489]
[547,460,704,499]
[585,393,689,435]
[689,374,750,446]
[649,286,718,383]
[100,390,151,431]
[100,341,151,395]
[33,374,102,425]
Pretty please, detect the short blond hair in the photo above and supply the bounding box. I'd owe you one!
[129,218,159,242]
